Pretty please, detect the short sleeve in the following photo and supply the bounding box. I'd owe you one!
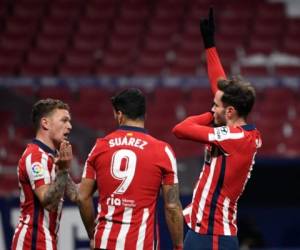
[161,145,178,185]
[25,151,51,190]
[82,143,98,180]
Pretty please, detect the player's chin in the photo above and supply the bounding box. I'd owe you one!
[214,119,225,127]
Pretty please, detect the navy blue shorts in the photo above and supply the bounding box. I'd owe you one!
[183,229,239,250]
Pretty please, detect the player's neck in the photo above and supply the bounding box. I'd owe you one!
[35,132,56,151]
[227,117,246,127]
[121,119,144,129]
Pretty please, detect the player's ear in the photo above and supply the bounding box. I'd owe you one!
[40,116,50,130]
[114,110,124,125]
[226,106,235,118]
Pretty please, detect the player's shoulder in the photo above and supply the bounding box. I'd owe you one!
[146,134,174,150]
[90,131,121,151]
[21,143,42,158]
[19,143,48,171]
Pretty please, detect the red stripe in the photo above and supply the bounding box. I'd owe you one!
[107,209,123,249]
[124,212,139,249]
[190,165,210,230]
[212,235,218,250]
[37,209,46,250]
[199,161,221,234]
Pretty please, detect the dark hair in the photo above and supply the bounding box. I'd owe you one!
[32,98,70,131]
[111,88,146,120]
[217,77,256,118]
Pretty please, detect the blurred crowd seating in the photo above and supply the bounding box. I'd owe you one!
[0,0,300,195]
[0,85,299,196]
[0,0,299,77]
[1,85,300,163]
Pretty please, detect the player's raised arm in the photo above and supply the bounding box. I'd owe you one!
[162,184,183,250]
[172,112,214,142]
[200,8,226,95]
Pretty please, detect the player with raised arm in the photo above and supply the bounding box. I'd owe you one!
[172,9,262,250]
[11,99,78,250]
[78,88,183,250]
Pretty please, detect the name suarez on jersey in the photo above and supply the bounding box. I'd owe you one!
[108,136,148,150]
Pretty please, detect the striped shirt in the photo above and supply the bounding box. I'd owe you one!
[11,139,62,250]
[83,125,178,250]
[174,114,261,235]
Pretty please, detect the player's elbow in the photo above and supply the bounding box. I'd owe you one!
[77,193,92,206]
[165,202,182,214]
[172,125,185,138]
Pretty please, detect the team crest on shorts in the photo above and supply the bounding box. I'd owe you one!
[31,162,45,180]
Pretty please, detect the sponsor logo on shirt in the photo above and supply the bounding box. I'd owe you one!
[106,194,136,207]
[220,126,228,135]
[214,126,229,141]
[31,162,45,180]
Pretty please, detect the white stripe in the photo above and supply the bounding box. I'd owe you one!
[136,208,149,250]
[12,223,22,246]
[115,207,133,250]
[232,203,237,232]
[83,144,97,178]
[94,204,102,241]
[182,205,191,217]
[164,146,178,183]
[16,224,28,249]
[222,197,231,235]
[209,127,244,142]
[43,210,53,250]
[188,169,203,231]
[25,154,35,188]
[15,215,30,250]
[42,153,51,184]
[99,205,115,249]
[182,205,192,228]
[195,157,217,233]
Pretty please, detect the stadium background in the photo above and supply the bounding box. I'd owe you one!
[0,0,300,249]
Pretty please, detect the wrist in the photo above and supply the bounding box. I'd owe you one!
[57,168,68,175]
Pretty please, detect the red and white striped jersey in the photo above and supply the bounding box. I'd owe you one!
[173,46,261,236]
[82,125,178,250]
[174,113,262,236]
[11,139,63,250]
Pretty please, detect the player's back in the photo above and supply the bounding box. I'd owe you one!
[85,126,177,250]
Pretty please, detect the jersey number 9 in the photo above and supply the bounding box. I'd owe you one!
[110,149,137,194]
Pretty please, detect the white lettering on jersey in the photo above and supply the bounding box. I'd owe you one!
[111,149,137,194]
[107,194,122,206]
[106,194,136,208]
[109,137,148,150]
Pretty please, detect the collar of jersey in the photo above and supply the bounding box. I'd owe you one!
[241,124,256,131]
[118,125,148,134]
[32,139,58,156]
